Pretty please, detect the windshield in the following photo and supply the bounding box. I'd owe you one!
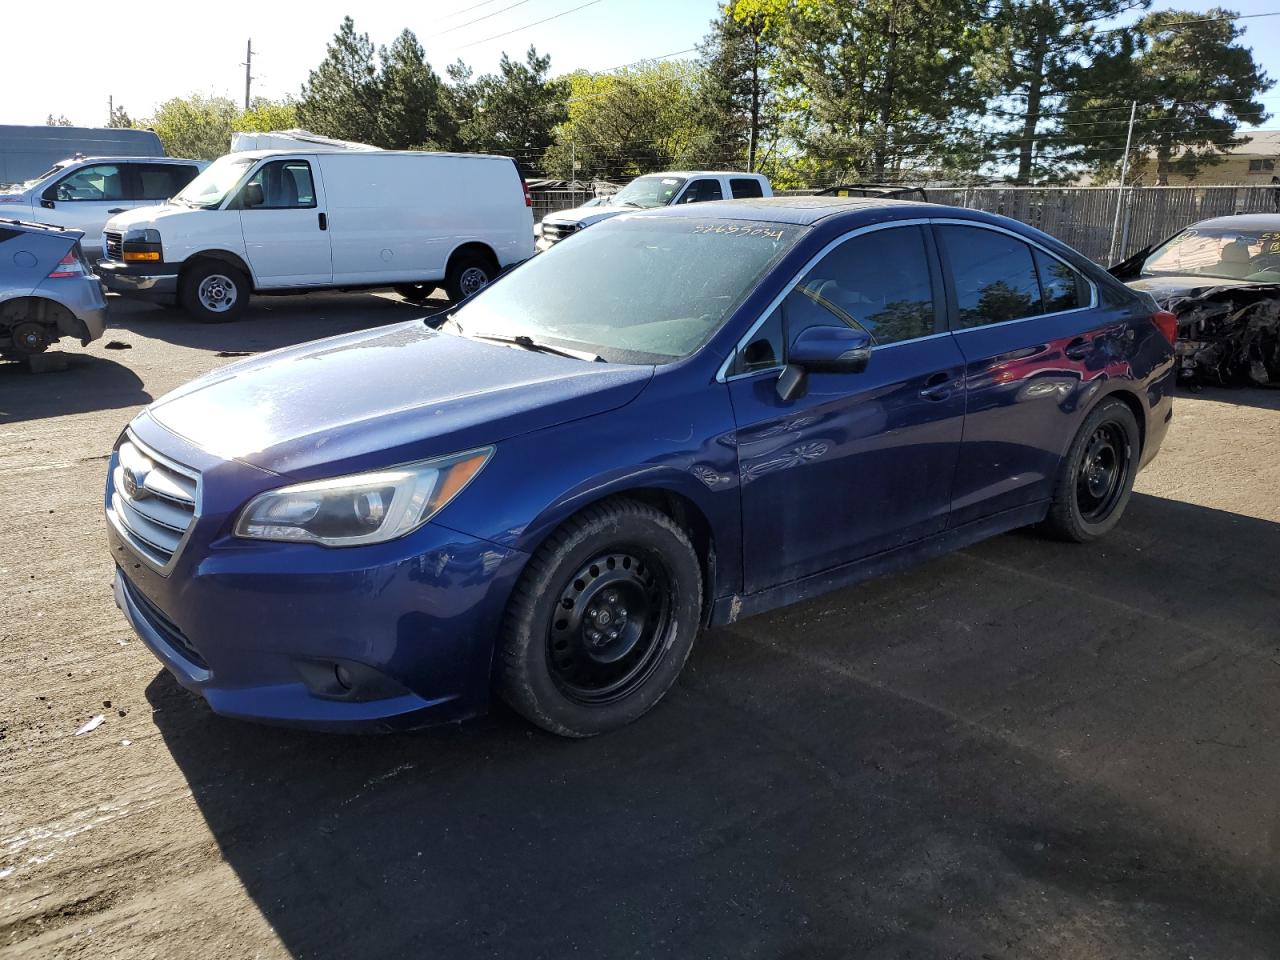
[1141,224,1280,282]
[174,155,256,208]
[14,163,69,192]
[608,176,687,209]
[448,217,801,363]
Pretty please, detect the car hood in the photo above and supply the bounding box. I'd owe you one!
[104,202,199,234]
[1126,275,1261,304]
[144,321,654,478]
[542,205,631,228]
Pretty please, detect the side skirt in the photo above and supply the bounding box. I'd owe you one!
[710,500,1050,626]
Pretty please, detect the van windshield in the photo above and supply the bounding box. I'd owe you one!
[174,156,255,209]
[447,216,801,364]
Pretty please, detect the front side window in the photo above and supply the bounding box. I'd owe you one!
[679,179,724,204]
[450,217,801,364]
[47,163,126,202]
[937,225,1044,328]
[240,160,316,209]
[136,163,200,201]
[732,226,938,376]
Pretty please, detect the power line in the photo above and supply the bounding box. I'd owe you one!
[439,0,536,36]
[455,0,606,50]
[439,0,513,18]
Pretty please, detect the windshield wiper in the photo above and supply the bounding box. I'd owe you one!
[471,333,603,362]
[616,200,643,208]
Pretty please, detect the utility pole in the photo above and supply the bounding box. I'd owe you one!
[1108,100,1139,265]
[108,95,113,125]
[242,39,254,111]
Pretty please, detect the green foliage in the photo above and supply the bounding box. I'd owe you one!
[378,30,455,150]
[144,95,239,160]
[45,114,72,127]
[542,62,714,180]
[458,47,568,168]
[297,16,381,144]
[106,105,133,129]
[1064,8,1272,184]
[699,2,782,172]
[232,98,298,134]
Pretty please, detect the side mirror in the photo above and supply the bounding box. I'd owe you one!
[776,325,872,402]
[242,181,265,208]
[789,325,872,373]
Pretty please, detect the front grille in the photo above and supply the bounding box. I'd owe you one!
[542,222,580,243]
[103,231,123,260]
[120,572,208,670]
[106,433,199,574]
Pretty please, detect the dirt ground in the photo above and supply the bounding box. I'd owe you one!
[2,293,1279,960]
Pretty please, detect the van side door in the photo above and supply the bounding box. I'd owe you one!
[235,156,332,288]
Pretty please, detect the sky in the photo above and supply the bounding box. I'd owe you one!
[5,0,1280,129]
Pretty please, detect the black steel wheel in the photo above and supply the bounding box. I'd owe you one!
[1043,397,1140,542]
[498,499,703,737]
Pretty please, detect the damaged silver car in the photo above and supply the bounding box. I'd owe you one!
[1110,214,1280,388]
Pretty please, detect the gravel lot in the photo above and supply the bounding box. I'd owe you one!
[2,293,1279,959]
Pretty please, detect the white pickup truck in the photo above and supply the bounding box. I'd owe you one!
[537,171,773,252]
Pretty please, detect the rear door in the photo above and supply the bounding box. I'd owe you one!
[236,157,332,287]
[932,221,1106,525]
[726,223,967,592]
[38,162,135,254]
[132,162,200,205]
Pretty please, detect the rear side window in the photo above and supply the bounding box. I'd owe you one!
[730,178,764,199]
[1034,249,1090,312]
[47,163,126,202]
[241,159,316,209]
[937,225,1043,328]
[679,179,724,204]
[731,225,938,375]
[135,163,199,201]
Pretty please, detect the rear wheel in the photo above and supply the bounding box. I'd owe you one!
[5,320,51,357]
[1043,398,1140,542]
[180,261,249,323]
[443,251,497,303]
[498,499,703,737]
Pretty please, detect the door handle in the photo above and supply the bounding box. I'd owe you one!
[919,371,955,401]
[1064,337,1092,361]
[318,212,328,231]
[107,207,126,214]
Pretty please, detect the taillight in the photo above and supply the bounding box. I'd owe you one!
[1152,309,1178,345]
[47,251,86,279]
[521,179,532,208]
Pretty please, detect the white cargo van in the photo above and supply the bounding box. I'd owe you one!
[97,150,535,322]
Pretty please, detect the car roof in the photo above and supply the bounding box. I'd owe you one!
[1182,213,1280,231]
[60,156,200,164]
[636,171,766,178]
[226,148,516,162]
[627,195,948,226]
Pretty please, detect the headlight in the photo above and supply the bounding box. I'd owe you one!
[124,228,162,243]
[234,447,492,547]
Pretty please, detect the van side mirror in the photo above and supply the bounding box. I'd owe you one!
[242,182,265,208]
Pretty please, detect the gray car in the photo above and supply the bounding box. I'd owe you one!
[1,219,107,359]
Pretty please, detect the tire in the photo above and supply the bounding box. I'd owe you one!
[394,283,440,304]
[443,251,497,303]
[1043,398,1141,542]
[498,499,703,737]
[179,261,249,323]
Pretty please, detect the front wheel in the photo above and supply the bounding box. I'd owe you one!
[498,499,703,737]
[179,261,249,323]
[1043,398,1140,542]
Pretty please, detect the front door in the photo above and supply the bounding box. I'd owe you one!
[40,162,137,255]
[236,157,332,287]
[726,224,967,593]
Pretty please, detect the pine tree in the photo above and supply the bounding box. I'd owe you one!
[297,17,381,144]
[378,29,455,150]
[459,47,568,170]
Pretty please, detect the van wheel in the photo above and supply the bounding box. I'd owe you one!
[394,283,440,304]
[498,499,703,737]
[444,252,496,302]
[180,261,249,323]
[1042,398,1140,542]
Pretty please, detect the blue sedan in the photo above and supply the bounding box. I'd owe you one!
[105,198,1176,736]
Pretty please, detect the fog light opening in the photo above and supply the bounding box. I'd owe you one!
[335,663,354,690]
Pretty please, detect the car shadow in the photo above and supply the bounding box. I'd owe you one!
[104,290,445,353]
[0,351,151,424]
[146,492,1280,958]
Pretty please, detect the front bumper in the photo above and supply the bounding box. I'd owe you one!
[106,425,527,732]
[97,259,179,297]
